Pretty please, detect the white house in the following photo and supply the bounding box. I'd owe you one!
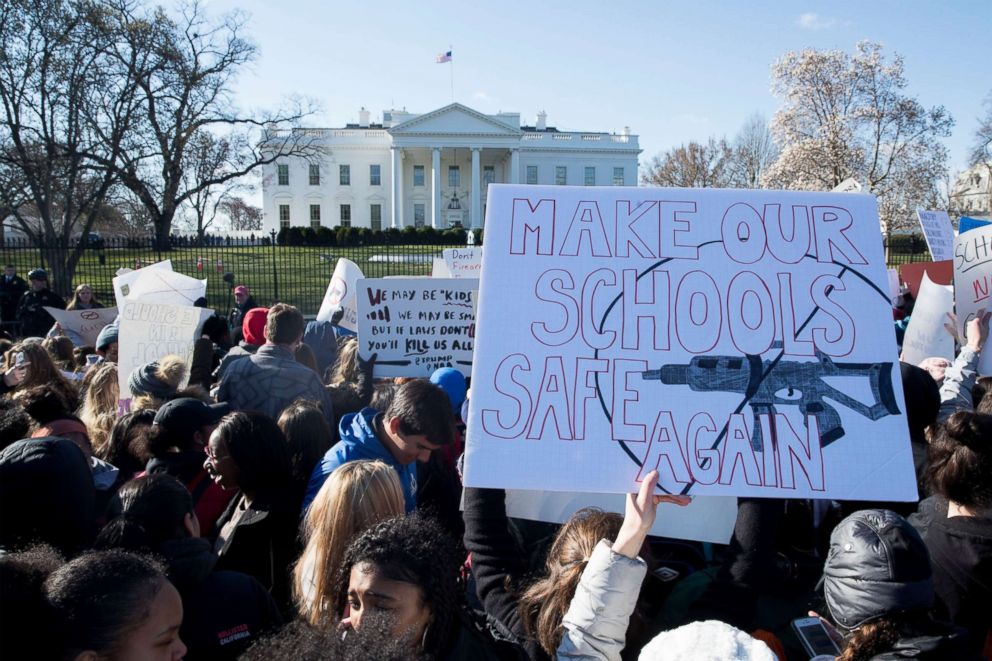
[950,163,992,218]
[261,103,641,233]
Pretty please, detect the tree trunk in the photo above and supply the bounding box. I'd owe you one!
[155,216,173,251]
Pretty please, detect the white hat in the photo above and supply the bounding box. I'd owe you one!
[639,620,777,661]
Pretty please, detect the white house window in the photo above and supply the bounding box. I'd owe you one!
[448,165,460,188]
[414,203,425,228]
[340,204,351,227]
[309,204,320,223]
[370,204,382,230]
[413,165,425,187]
[613,167,625,186]
[370,164,381,186]
[555,166,567,185]
[339,165,350,186]
[526,165,538,185]
[277,164,289,186]
[278,204,290,226]
[483,165,495,187]
[309,164,320,186]
[585,166,596,186]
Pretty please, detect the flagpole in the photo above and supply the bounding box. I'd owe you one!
[449,44,454,102]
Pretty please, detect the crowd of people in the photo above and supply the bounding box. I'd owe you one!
[0,267,989,660]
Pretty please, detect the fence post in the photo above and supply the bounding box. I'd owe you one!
[269,229,279,302]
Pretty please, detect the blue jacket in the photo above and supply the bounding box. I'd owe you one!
[302,407,416,513]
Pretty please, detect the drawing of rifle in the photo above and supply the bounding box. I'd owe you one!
[641,351,901,450]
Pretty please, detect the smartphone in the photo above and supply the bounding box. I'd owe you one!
[14,352,25,367]
[792,617,841,658]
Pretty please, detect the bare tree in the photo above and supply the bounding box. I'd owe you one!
[762,41,953,236]
[726,113,778,188]
[90,0,320,248]
[220,196,262,231]
[175,130,247,242]
[642,138,733,188]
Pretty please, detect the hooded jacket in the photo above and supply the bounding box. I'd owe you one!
[303,407,416,512]
[160,537,282,660]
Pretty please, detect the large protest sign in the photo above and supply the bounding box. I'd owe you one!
[44,307,118,347]
[442,248,483,278]
[901,273,954,366]
[953,223,992,374]
[464,185,914,501]
[504,491,737,544]
[357,278,476,378]
[117,302,212,410]
[113,260,172,309]
[916,209,954,262]
[316,258,363,332]
[124,268,207,307]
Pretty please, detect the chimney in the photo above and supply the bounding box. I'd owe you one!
[536,110,547,131]
[622,126,630,136]
[358,107,370,128]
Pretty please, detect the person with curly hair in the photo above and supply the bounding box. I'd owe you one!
[332,513,515,660]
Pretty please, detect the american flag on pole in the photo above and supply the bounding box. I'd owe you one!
[435,50,452,63]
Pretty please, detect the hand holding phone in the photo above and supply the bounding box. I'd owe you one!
[792,616,841,658]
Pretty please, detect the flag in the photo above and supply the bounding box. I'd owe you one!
[435,50,452,63]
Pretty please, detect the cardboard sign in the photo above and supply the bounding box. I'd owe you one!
[958,216,992,235]
[116,302,212,410]
[899,260,953,299]
[916,210,954,262]
[464,185,914,501]
[44,307,118,347]
[316,258,363,332]
[901,273,955,366]
[124,269,206,307]
[357,278,476,378]
[953,224,992,374]
[504,490,737,544]
[442,248,483,279]
[112,260,172,309]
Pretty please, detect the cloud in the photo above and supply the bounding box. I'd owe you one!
[797,12,838,30]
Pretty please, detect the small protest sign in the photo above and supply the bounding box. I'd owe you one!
[44,307,118,347]
[953,223,992,374]
[124,268,207,307]
[357,278,476,378]
[464,185,913,501]
[899,260,953,299]
[958,216,992,235]
[901,273,954,366]
[316,258,363,332]
[887,268,900,305]
[432,258,453,278]
[117,302,212,410]
[503,490,737,544]
[916,210,954,261]
[442,248,483,278]
[113,260,172,309]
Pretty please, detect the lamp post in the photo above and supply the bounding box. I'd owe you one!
[269,228,279,302]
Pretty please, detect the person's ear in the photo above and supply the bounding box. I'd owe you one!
[386,416,402,436]
[183,511,201,538]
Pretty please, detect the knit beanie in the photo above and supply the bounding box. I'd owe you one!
[639,620,777,661]
[430,367,467,415]
[127,355,186,399]
[96,322,119,350]
[242,307,269,346]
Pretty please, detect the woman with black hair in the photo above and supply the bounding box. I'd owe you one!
[204,410,301,614]
[911,411,992,655]
[96,474,283,660]
[332,513,517,660]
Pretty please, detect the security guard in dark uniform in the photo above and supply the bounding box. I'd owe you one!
[15,268,65,338]
[0,264,27,325]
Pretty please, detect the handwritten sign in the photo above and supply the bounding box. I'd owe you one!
[442,248,483,279]
[124,269,206,307]
[357,278,476,378]
[44,307,118,347]
[916,210,954,262]
[316,258,363,332]
[113,260,172,310]
[464,185,913,501]
[953,223,992,374]
[901,273,954,366]
[117,302,212,410]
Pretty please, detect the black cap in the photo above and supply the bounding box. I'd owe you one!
[152,398,230,439]
[27,268,48,281]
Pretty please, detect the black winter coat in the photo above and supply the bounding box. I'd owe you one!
[15,288,65,338]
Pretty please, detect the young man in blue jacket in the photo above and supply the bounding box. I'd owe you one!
[303,378,454,512]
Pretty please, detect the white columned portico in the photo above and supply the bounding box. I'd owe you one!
[510,148,520,184]
[431,147,442,229]
[390,147,403,228]
[471,147,481,229]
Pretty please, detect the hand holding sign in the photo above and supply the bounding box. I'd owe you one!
[612,470,691,558]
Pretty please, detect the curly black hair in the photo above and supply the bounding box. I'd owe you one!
[241,619,423,661]
[331,513,461,657]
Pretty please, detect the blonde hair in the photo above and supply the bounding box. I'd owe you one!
[4,341,77,406]
[77,362,119,455]
[328,337,360,386]
[66,284,101,310]
[293,460,405,625]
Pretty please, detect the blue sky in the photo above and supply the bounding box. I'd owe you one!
[208,0,989,177]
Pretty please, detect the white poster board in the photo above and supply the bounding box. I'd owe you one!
[887,268,901,305]
[953,224,992,374]
[316,258,363,332]
[124,269,207,307]
[432,258,453,278]
[442,248,483,279]
[357,278,476,378]
[117,302,212,410]
[901,273,955,366]
[44,307,118,347]
[505,491,737,544]
[464,185,913,501]
[916,209,955,262]
[112,260,172,309]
